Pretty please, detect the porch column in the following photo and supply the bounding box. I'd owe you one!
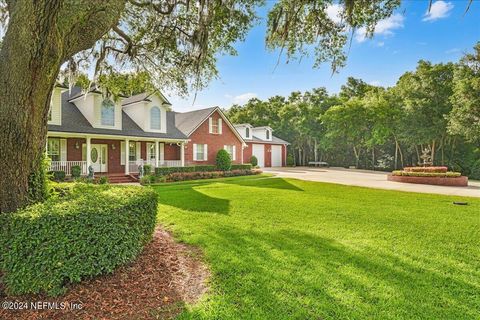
[125,139,130,174]
[86,136,91,171]
[180,142,185,167]
[155,140,159,167]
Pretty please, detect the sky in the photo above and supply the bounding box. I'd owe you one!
[168,0,480,112]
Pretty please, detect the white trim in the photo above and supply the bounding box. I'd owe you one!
[204,144,208,161]
[47,131,189,143]
[233,145,236,161]
[193,143,197,161]
[208,117,213,134]
[60,139,67,161]
[185,107,246,147]
[120,141,126,165]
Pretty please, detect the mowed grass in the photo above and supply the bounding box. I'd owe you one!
[152,175,480,320]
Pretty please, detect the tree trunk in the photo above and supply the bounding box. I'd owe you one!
[372,147,375,171]
[314,138,318,162]
[0,0,124,213]
[394,140,398,170]
[431,140,436,164]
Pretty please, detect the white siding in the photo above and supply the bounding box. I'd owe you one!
[48,87,63,125]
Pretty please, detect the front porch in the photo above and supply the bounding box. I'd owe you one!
[46,135,186,176]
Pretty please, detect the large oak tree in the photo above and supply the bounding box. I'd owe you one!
[0,0,403,212]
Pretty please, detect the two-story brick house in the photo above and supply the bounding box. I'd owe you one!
[46,85,248,181]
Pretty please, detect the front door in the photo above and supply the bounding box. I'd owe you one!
[90,144,108,172]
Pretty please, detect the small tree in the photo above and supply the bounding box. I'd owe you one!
[250,155,258,167]
[216,150,232,171]
[287,154,295,166]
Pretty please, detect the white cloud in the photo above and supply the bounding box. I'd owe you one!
[445,48,460,54]
[231,92,257,105]
[326,4,342,24]
[423,1,454,21]
[355,13,404,43]
[369,81,381,86]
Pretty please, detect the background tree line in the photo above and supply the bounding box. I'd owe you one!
[227,43,480,178]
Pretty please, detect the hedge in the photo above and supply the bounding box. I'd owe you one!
[0,183,157,296]
[167,169,260,182]
[231,164,252,170]
[155,165,216,176]
[49,170,66,182]
[403,166,448,173]
[392,170,461,178]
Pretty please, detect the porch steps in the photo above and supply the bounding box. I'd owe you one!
[97,173,139,184]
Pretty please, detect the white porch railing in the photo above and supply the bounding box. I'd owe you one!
[128,159,182,173]
[49,161,87,175]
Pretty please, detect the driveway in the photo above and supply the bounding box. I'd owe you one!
[263,167,480,198]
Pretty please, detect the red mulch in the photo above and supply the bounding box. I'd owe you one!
[0,228,209,320]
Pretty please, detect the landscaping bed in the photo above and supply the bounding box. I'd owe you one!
[0,228,209,320]
[389,167,468,186]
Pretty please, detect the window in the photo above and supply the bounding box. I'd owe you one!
[101,99,115,126]
[245,127,250,138]
[266,130,270,140]
[129,142,136,161]
[224,145,235,160]
[47,138,60,161]
[210,117,222,134]
[195,144,207,161]
[150,106,161,130]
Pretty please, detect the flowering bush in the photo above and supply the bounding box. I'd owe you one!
[392,170,461,177]
[167,169,260,182]
[403,166,448,173]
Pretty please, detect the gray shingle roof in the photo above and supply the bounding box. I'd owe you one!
[121,92,152,106]
[47,88,188,140]
[249,135,290,145]
[174,107,217,136]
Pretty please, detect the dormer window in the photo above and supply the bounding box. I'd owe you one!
[150,106,161,130]
[209,117,222,134]
[266,129,270,140]
[101,99,115,126]
[245,127,250,138]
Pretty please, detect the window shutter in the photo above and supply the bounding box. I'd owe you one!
[218,118,223,134]
[208,117,213,133]
[120,142,125,165]
[233,145,236,160]
[82,144,86,161]
[136,142,141,160]
[193,144,197,161]
[60,139,67,161]
[204,144,208,161]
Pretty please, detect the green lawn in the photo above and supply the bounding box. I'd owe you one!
[153,175,480,319]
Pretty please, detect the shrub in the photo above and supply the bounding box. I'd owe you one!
[250,155,258,167]
[287,154,294,166]
[392,170,461,178]
[98,176,109,184]
[287,155,294,166]
[143,164,152,176]
[155,165,216,176]
[71,165,82,179]
[0,184,157,296]
[403,166,448,173]
[231,164,252,170]
[49,170,66,182]
[216,149,232,171]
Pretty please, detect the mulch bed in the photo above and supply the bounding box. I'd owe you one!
[0,228,209,320]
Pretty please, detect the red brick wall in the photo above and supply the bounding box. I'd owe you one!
[186,110,243,165]
[164,144,180,160]
[242,142,287,167]
[67,138,85,161]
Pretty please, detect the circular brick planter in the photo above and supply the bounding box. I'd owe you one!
[387,174,468,187]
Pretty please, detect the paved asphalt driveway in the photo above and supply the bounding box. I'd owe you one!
[263,167,480,198]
